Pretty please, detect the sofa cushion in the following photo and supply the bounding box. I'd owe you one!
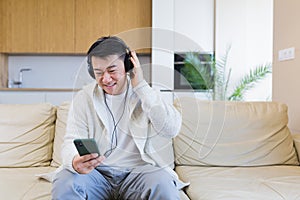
[173,97,299,166]
[0,167,54,199]
[176,165,300,200]
[292,134,300,161]
[0,103,56,167]
[51,102,70,167]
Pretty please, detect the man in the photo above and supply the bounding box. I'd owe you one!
[52,36,183,199]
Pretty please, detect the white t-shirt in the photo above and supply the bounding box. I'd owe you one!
[102,89,146,169]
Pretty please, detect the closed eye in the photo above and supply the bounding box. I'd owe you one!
[107,65,117,73]
[94,65,118,76]
[95,71,104,76]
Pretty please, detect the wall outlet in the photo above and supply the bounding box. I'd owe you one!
[278,47,295,61]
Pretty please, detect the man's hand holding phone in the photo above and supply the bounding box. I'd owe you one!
[73,139,105,174]
[72,153,105,174]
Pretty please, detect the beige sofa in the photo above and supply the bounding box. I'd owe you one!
[1,97,300,200]
[174,97,300,199]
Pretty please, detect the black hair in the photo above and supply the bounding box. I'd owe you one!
[87,36,128,61]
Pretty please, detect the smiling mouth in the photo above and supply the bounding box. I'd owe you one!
[105,83,116,88]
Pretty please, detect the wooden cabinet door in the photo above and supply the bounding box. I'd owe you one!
[37,0,75,53]
[74,0,110,53]
[0,0,39,52]
[74,0,152,53]
[0,0,151,54]
[109,0,152,53]
[109,0,152,35]
[0,0,74,53]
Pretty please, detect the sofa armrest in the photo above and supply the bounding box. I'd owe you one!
[292,134,300,161]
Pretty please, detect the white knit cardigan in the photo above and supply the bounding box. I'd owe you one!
[61,80,185,187]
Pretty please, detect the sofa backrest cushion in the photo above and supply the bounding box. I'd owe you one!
[173,97,299,167]
[51,102,70,167]
[0,103,56,167]
[292,134,300,161]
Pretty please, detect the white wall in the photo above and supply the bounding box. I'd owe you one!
[273,0,300,133]
[215,0,273,101]
[152,0,175,90]
[174,0,214,52]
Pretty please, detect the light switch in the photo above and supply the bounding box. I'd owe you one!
[278,47,295,61]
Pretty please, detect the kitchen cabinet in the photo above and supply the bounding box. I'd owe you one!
[74,0,152,53]
[74,0,110,53]
[108,0,152,54]
[0,0,39,52]
[109,0,152,35]
[37,0,75,53]
[0,0,152,54]
[0,0,74,53]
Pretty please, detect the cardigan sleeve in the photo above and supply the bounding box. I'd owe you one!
[61,91,90,173]
[133,80,182,138]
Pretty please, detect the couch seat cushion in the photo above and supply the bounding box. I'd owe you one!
[176,165,300,200]
[0,167,55,200]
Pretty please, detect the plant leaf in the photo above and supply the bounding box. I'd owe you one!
[214,45,231,100]
[183,52,214,90]
[227,63,272,101]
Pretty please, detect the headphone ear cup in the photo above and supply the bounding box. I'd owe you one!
[124,51,134,72]
[87,39,104,79]
[87,62,95,79]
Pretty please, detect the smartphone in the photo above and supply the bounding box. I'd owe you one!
[73,138,100,156]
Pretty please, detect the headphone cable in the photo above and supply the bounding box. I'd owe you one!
[103,78,130,157]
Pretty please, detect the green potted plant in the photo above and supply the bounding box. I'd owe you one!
[183,48,272,101]
[181,52,215,90]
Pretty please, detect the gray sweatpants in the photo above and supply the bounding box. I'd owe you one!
[52,165,180,200]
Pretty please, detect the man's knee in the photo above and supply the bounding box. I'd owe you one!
[138,169,180,200]
[52,169,86,200]
[148,174,179,199]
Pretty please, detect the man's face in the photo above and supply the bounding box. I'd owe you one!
[91,55,127,95]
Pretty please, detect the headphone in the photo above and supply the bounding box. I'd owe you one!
[87,36,134,79]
